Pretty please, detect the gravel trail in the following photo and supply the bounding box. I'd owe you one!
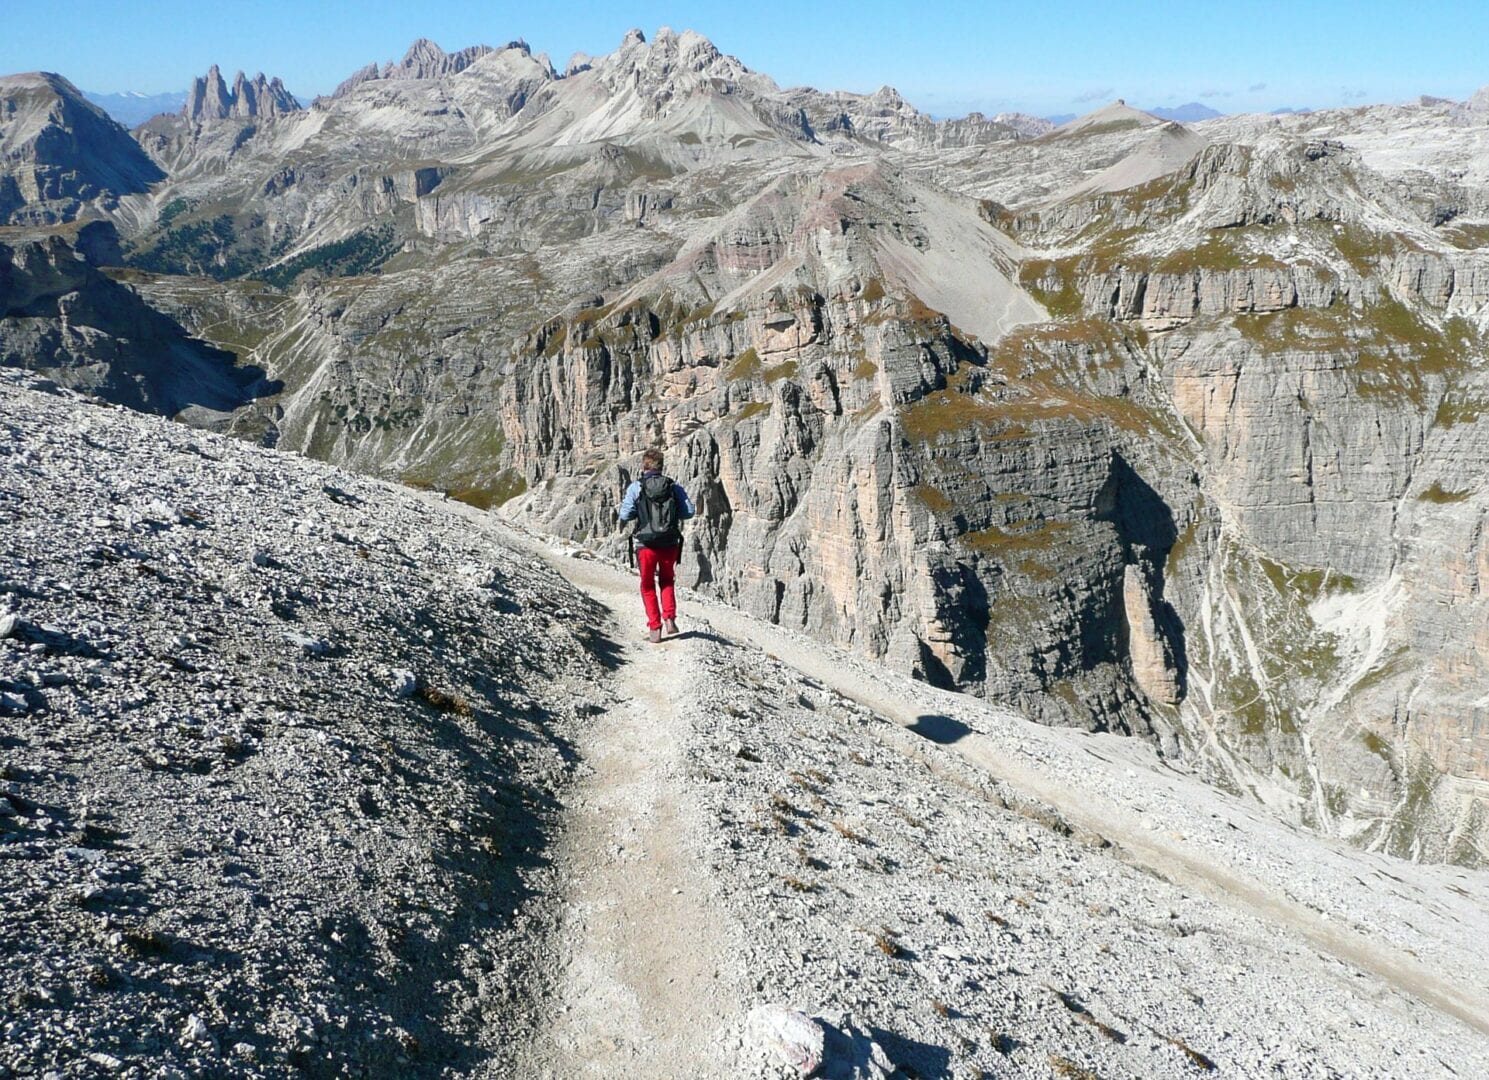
[518,619,745,1077]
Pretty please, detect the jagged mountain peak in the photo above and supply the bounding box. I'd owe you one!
[329,37,520,98]
[589,24,750,85]
[183,65,299,122]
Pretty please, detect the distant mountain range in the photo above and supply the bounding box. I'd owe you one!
[82,84,1312,132]
[1048,102,1223,126]
[84,89,187,126]
[1148,102,1224,122]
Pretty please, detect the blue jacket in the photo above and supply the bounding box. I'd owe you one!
[618,470,696,523]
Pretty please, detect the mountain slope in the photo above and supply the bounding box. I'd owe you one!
[0,72,164,224]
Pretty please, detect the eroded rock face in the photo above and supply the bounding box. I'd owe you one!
[496,249,1174,734]
[330,38,503,97]
[1123,564,1182,706]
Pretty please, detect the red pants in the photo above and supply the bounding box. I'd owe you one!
[637,544,680,630]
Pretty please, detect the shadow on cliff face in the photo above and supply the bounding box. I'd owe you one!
[1098,452,1189,699]
[0,234,282,418]
[1100,453,1178,576]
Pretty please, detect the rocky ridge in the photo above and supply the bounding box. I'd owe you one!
[330,39,509,99]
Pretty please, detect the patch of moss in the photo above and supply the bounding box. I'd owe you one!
[961,520,1071,554]
[1418,481,1471,503]
[1019,256,1084,319]
[1434,388,1488,427]
[1347,646,1411,700]
[734,400,771,421]
[900,390,1005,443]
[852,359,879,380]
[1361,730,1393,761]
[1329,223,1396,273]
[762,360,798,384]
[726,347,761,381]
[914,485,953,515]
[1442,222,1489,250]
[860,277,886,303]
[1258,555,1358,599]
[1234,300,1480,406]
[1165,517,1203,578]
[1150,233,1287,274]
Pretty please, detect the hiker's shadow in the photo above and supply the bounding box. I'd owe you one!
[817,1018,952,1079]
[908,714,971,745]
[668,629,734,647]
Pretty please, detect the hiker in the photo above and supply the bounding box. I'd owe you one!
[618,448,696,643]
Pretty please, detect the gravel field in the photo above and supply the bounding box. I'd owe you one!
[0,372,616,1077]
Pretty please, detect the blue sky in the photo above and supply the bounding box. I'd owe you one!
[6,0,1488,117]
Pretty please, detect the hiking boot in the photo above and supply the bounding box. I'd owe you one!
[648,628,662,644]
[663,618,679,636]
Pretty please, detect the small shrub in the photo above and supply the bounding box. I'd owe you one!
[419,685,472,717]
[778,874,819,893]
[831,819,866,844]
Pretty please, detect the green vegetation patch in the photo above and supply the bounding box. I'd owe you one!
[1442,222,1489,250]
[128,214,258,279]
[726,347,762,381]
[1417,481,1471,503]
[1149,232,1287,274]
[157,197,191,228]
[1019,256,1084,319]
[960,520,1070,554]
[762,360,798,384]
[1361,730,1393,761]
[1434,393,1489,428]
[914,484,953,515]
[1258,555,1358,600]
[1234,300,1481,407]
[256,226,397,289]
